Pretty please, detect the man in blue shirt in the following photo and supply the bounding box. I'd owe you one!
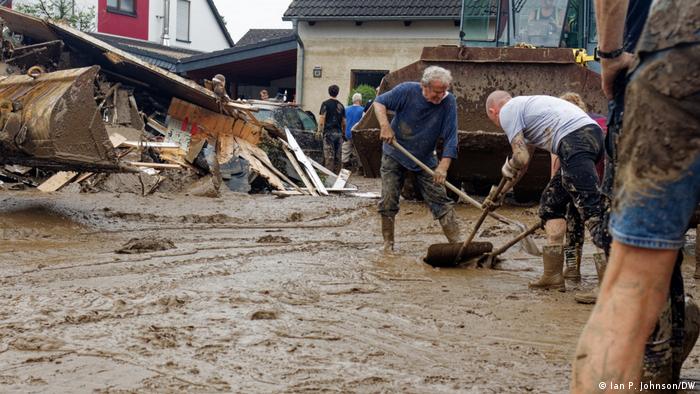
[341,92,364,171]
[373,66,460,252]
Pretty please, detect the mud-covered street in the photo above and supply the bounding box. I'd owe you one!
[1,178,700,393]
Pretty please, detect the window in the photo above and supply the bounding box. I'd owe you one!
[513,0,569,47]
[107,0,135,15]
[350,70,388,89]
[176,0,191,42]
[460,0,503,42]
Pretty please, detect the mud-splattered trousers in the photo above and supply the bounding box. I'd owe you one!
[378,154,454,220]
[610,41,700,383]
[538,124,610,250]
[323,128,343,173]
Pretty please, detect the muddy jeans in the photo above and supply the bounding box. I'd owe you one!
[323,130,343,172]
[378,154,454,220]
[539,124,609,249]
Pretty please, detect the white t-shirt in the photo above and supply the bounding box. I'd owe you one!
[498,95,597,153]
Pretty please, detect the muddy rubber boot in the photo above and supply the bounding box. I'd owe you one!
[528,244,565,291]
[563,244,582,282]
[574,252,607,304]
[439,210,461,244]
[682,297,700,364]
[381,216,395,252]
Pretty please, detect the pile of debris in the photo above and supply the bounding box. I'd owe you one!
[0,8,364,197]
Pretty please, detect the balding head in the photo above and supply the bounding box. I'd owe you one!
[485,90,512,128]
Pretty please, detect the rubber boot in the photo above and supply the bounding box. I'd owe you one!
[381,216,395,252]
[528,244,565,291]
[439,210,461,244]
[574,252,607,304]
[563,244,582,282]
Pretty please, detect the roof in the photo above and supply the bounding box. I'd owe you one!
[205,0,235,47]
[236,29,294,47]
[90,32,203,71]
[178,34,297,72]
[283,0,463,21]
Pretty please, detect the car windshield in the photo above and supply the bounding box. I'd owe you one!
[251,108,274,123]
[513,0,569,47]
[298,110,317,132]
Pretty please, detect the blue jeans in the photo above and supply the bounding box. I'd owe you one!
[378,154,453,220]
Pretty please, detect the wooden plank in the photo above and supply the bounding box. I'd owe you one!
[107,131,128,148]
[146,117,168,135]
[217,133,236,164]
[308,157,358,190]
[284,128,328,195]
[37,171,78,192]
[247,149,306,195]
[332,169,351,189]
[186,137,206,163]
[121,141,181,149]
[127,161,182,169]
[282,144,318,196]
[74,172,94,183]
[233,138,286,191]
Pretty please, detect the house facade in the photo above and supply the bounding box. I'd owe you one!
[283,1,461,112]
[11,0,233,52]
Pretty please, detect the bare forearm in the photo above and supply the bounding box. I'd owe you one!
[595,0,629,51]
[374,102,389,127]
[437,157,452,171]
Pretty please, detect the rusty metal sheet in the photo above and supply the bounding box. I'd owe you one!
[420,46,578,64]
[0,66,119,171]
[0,7,58,43]
[0,7,221,113]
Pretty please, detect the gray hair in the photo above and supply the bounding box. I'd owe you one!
[421,66,452,87]
[352,92,362,103]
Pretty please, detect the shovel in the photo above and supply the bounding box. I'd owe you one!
[452,177,508,264]
[390,140,541,263]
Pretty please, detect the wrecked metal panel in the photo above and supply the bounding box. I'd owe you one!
[7,40,63,70]
[0,66,119,170]
[0,7,221,113]
[0,7,58,43]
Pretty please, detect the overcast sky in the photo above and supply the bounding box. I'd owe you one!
[213,0,294,43]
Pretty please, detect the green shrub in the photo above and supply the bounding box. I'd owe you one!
[347,84,377,106]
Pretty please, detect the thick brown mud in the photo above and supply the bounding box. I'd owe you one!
[1,178,700,393]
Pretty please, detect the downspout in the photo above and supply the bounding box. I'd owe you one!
[161,0,171,46]
[293,19,304,106]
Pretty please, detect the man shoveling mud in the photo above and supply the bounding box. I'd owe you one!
[485,91,609,290]
[374,66,461,252]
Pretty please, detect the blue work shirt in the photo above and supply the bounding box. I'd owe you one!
[345,104,364,140]
[375,82,458,172]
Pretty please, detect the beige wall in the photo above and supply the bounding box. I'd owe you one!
[298,20,459,113]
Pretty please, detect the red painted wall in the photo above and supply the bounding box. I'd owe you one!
[98,0,149,40]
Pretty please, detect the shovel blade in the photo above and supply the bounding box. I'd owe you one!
[424,241,494,267]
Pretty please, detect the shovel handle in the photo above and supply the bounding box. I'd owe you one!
[390,140,513,225]
[490,221,543,257]
[454,177,508,263]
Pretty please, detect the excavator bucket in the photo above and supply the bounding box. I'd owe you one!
[354,46,605,201]
[0,66,119,171]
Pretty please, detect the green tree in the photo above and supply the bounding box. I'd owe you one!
[347,84,377,106]
[15,0,96,32]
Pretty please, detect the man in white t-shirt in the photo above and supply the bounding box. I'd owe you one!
[485,90,608,291]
